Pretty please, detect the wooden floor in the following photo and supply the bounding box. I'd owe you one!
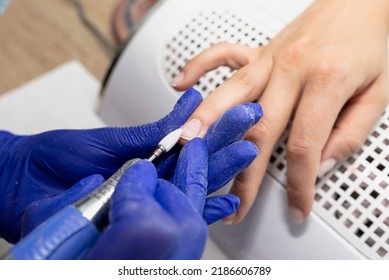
[0,0,118,95]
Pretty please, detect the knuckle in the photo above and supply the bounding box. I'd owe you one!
[281,41,308,67]
[245,116,273,143]
[287,136,314,160]
[310,58,348,86]
[226,59,245,69]
[184,57,199,69]
[229,69,256,91]
[286,185,307,201]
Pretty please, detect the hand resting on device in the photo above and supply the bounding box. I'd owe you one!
[172,0,389,223]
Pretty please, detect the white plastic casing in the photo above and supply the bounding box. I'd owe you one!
[100,0,389,259]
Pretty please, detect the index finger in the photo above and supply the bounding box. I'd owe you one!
[172,43,261,91]
[187,58,273,137]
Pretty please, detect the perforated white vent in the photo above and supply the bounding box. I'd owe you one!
[268,111,389,260]
[163,9,271,98]
[162,9,389,259]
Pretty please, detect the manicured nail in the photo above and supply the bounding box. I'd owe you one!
[181,119,202,140]
[290,206,304,223]
[171,72,185,87]
[223,216,235,225]
[318,158,336,177]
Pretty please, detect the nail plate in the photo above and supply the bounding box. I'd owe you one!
[318,158,336,177]
[171,72,185,86]
[181,119,202,140]
[223,215,235,225]
[290,206,304,223]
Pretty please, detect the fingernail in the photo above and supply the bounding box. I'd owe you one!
[290,206,304,223]
[181,119,202,140]
[318,158,336,177]
[223,216,235,225]
[171,72,185,87]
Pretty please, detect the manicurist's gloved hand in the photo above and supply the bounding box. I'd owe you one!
[86,138,209,260]
[0,88,202,243]
[0,87,262,244]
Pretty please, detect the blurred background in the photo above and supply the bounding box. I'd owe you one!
[0,0,157,96]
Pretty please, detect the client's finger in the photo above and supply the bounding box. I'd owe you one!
[320,75,389,175]
[172,42,260,90]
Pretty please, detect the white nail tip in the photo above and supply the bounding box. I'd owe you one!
[318,158,336,177]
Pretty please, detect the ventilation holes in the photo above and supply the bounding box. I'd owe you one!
[163,9,272,98]
[267,107,389,259]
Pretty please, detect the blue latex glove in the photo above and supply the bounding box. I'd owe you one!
[86,138,209,260]
[11,103,261,260]
[0,88,262,244]
[0,88,202,243]
[159,102,263,224]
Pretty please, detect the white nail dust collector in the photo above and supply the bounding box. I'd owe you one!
[99,0,389,259]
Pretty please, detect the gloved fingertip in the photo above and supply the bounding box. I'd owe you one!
[240,140,259,159]
[124,159,155,175]
[183,87,202,98]
[204,103,262,155]
[158,88,203,136]
[175,87,203,109]
[52,174,106,203]
[64,174,105,199]
[221,194,240,212]
[241,102,264,124]
[183,137,206,151]
[115,160,157,197]
[79,174,105,186]
[223,140,258,168]
[203,195,240,225]
[207,140,257,194]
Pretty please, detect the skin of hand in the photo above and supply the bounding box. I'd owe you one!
[172,0,389,223]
